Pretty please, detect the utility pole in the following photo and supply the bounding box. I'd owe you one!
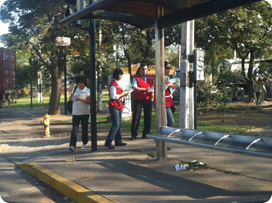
[179,21,195,129]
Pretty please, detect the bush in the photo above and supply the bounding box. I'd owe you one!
[16,88,30,98]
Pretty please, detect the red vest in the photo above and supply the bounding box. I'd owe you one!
[108,80,124,110]
[165,81,174,108]
[154,80,174,108]
[133,74,154,100]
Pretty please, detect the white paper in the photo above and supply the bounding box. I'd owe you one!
[124,89,134,94]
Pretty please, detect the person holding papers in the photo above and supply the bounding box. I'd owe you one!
[104,69,129,149]
[130,63,155,140]
[164,61,176,127]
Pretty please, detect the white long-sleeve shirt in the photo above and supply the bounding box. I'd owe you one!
[109,79,122,100]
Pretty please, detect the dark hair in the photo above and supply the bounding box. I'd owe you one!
[76,76,87,86]
[165,61,170,67]
[139,63,147,69]
[112,68,123,80]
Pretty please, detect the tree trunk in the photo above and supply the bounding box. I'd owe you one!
[247,79,255,103]
[241,50,256,103]
[140,29,154,64]
[247,51,255,102]
[124,49,132,80]
[128,57,132,76]
[48,67,63,115]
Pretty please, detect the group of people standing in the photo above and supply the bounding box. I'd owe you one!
[68,61,176,151]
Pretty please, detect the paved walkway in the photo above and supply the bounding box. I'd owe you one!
[1,110,272,203]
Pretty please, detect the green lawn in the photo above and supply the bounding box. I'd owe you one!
[2,97,53,108]
[2,90,110,109]
[97,110,249,135]
[3,93,249,135]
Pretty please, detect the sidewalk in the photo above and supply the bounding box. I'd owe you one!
[1,113,272,203]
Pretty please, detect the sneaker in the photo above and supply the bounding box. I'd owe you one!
[81,144,87,149]
[69,146,75,152]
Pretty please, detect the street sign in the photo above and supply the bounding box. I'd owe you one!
[194,49,205,81]
[55,37,71,47]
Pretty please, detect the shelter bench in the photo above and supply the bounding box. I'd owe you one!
[147,127,272,159]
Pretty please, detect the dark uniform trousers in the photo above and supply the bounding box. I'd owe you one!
[131,99,152,139]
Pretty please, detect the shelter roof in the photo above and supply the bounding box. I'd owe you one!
[60,0,262,29]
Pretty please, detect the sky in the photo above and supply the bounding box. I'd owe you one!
[0,0,9,47]
[267,0,272,6]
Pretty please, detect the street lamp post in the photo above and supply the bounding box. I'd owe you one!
[56,37,71,115]
[29,58,33,109]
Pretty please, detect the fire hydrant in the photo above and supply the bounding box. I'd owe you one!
[42,113,50,137]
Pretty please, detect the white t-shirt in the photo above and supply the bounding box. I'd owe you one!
[72,87,90,115]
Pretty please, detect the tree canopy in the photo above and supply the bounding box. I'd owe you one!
[195,1,272,101]
[0,0,90,114]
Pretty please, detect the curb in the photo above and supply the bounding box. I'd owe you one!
[20,162,115,203]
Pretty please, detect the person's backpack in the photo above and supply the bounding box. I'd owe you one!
[67,87,77,114]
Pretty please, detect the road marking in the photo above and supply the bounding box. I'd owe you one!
[0,195,8,203]
[20,162,115,203]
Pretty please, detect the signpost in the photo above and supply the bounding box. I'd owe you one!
[37,71,42,103]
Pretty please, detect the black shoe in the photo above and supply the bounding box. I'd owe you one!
[142,135,147,139]
[131,137,136,140]
[104,144,114,149]
[116,143,127,146]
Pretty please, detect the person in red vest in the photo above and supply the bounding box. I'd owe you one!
[105,69,129,149]
[131,63,155,140]
[153,61,176,127]
[164,61,176,127]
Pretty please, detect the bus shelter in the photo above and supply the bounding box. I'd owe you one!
[60,0,262,157]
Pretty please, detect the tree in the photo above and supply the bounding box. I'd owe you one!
[196,1,272,102]
[0,0,89,114]
[114,22,155,68]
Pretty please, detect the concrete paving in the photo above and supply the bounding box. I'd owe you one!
[0,108,272,203]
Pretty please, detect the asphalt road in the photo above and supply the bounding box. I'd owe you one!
[0,107,72,203]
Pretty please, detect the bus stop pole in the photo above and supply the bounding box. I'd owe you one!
[155,6,167,160]
[64,52,67,115]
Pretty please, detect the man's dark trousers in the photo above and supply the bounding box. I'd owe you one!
[131,99,152,139]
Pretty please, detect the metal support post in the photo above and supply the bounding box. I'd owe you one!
[179,21,195,129]
[155,6,167,160]
[89,0,97,151]
[64,52,67,114]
